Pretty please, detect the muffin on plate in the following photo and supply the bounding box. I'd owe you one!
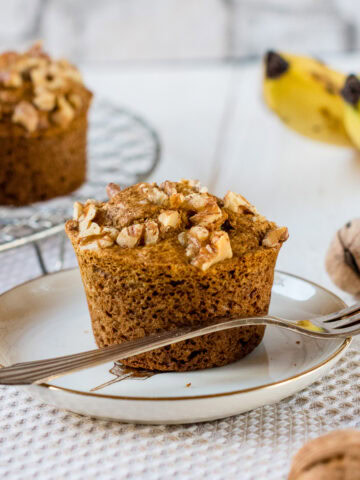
[66,180,288,372]
[0,42,92,206]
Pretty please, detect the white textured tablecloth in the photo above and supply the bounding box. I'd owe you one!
[0,238,360,480]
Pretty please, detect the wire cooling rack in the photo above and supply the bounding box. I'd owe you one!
[0,99,161,254]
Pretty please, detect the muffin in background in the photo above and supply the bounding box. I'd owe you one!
[0,42,92,206]
[66,180,288,372]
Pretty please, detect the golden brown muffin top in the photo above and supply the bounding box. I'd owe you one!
[67,180,288,271]
[0,42,92,136]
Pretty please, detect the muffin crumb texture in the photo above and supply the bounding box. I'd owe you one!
[66,180,288,371]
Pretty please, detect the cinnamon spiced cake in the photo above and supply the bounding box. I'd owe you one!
[0,42,92,205]
[66,180,288,372]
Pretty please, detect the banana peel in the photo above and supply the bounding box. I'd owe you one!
[263,51,353,147]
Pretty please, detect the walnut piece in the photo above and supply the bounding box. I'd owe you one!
[116,224,144,248]
[79,221,101,238]
[144,221,160,245]
[223,191,257,215]
[0,71,22,87]
[192,231,233,271]
[158,210,181,230]
[160,180,177,196]
[98,236,114,249]
[143,186,168,206]
[52,96,75,127]
[33,89,56,111]
[12,101,39,132]
[183,193,209,210]
[180,179,207,193]
[190,200,223,228]
[189,226,209,242]
[262,226,289,248]
[177,232,187,247]
[73,202,83,221]
[102,226,119,240]
[83,203,97,223]
[169,193,185,208]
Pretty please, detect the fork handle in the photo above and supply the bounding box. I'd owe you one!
[0,317,275,385]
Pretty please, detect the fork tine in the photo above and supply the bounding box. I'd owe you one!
[326,313,360,334]
[320,311,360,330]
[328,324,360,336]
[320,302,360,323]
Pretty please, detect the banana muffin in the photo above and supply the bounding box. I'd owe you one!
[66,180,288,372]
[0,42,92,206]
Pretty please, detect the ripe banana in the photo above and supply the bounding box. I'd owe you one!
[263,51,352,147]
[341,74,360,150]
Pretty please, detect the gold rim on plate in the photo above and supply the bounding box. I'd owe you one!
[0,269,351,402]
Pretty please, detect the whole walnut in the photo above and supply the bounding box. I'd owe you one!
[325,219,360,296]
[289,430,360,479]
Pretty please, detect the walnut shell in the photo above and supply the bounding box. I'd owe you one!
[325,219,360,296]
[289,430,360,479]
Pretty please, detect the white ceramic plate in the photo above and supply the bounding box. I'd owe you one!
[0,269,350,424]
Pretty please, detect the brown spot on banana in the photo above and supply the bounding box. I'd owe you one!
[264,51,289,79]
[341,74,360,106]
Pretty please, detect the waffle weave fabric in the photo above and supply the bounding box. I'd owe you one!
[0,237,359,480]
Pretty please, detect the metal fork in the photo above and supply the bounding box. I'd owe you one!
[1,302,360,386]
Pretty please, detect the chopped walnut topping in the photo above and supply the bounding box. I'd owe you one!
[12,101,39,132]
[71,180,287,270]
[143,186,168,206]
[223,191,257,215]
[79,221,101,238]
[185,235,200,258]
[52,96,75,127]
[262,227,289,248]
[192,231,233,271]
[169,193,184,208]
[190,200,223,228]
[144,221,160,245]
[57,59,83,83]
[16,56,48,75]
[0,43,88,133]
[98,236,114,249]
[178,232,187,247]
[0,71,22,88]
[116,224,143,248]
[102,226,119,240]
[73,202,83,221]
[189,226,209,242]
[160,181,177,196]
[178,226,207,260]
[33,89,56,111]
[83,203,97,223]
[106,183,122,199]
[158,210,181,231]
[183,193,208,210]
